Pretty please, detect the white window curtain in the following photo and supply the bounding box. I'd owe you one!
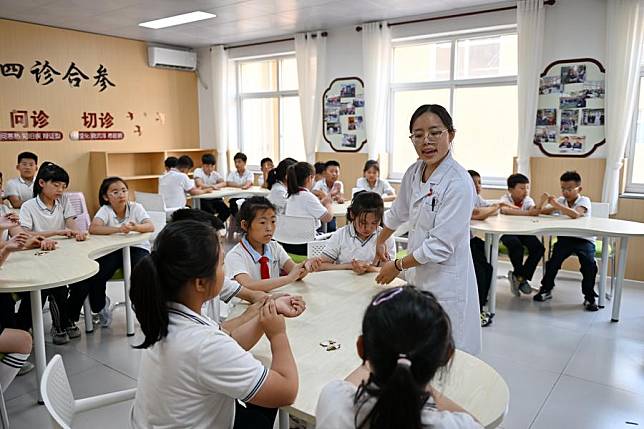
[602,0,644,213]
[211,45,230,176]
[295,32,327,163]
[516,0,545,177]
[361,21,391,163]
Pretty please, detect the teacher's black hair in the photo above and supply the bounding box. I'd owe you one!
[409,104,455,134]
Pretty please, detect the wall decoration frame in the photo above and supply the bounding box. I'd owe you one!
[322,76,366,152]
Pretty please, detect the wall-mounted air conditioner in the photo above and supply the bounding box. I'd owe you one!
[148,46,197,71]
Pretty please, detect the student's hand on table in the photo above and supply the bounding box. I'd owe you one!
[375,260,399,285]
[5,233,28,252]
[304,257,322,272]
[527,207,541,217]
[259,299,286,339]
[335,196,345,204]
[0,213,19,230]
[539,193,550,206]
[275,295,306,318]
[40,238,57,251]
[73,231,88,241]
[118,223,136,234]
[291,262,308,280]
[351,259,370,275]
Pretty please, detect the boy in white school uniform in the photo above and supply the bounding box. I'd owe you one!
[312,160,344,232]
[226,152,253,222]
[5,151,38,209]
[158,155,206,213]
[193,153,230,223]
[535,171,599,311]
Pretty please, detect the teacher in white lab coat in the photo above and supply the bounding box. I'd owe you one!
[375,104,481,355]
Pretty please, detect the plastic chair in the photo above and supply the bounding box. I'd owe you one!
[0,381,8,429]
[135,192,169,235]
[40,355,136,429]
[307,240,328,258]
[65,192,90,232]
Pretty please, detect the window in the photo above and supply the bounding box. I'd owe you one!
[237,56,305,166]
[626,74,644,194]
[389,31,518,185]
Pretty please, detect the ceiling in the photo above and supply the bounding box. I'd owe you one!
[0,0,506,48]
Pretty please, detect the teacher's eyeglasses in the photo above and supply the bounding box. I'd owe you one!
[409,129,448,146]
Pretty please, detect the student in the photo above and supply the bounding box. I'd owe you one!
[0,213,28,267]
[159,155,206,212]
[193,154,230,223]
[316,286,482,429]
[356,160,396,202]
[163,156,178,173]
[129,220,298,429]
[0,318,32,393]
[18,162,87,344]
[5,151,38,208]
[267,157,297,215]
[314,162,326,183]
[284,162,334,254]
[313,160,345,204]
[226,197,310,292]
[67,177,155,328]
[258,157,274,188]
[499,173,545,297]
[227,152,254,222]
[312,192,395,274]
[467,170,501,327]
[535,171,598,310]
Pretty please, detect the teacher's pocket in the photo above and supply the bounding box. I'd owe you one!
[417,198,438,231]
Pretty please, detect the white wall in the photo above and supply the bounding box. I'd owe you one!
[197,46,215,152]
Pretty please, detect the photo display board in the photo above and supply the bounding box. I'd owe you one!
[533,58,605,157]
[322,77,366,152]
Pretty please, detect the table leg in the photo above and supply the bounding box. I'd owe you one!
[488,235,500,316]
[192,198,201,210]
[83,298,94,333]
[122,247,135,336]
[30,290,45,403]
[278,409,289,429]
[484,233,491,262]
[611,237,629,322]
[598,235,609,309]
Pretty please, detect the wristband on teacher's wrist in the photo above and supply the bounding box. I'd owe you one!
[394,258,403,271]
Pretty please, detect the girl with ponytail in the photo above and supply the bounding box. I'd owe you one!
[316,286,482,429]
[130,220,299,429]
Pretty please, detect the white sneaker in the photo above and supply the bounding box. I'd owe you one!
[508,270,520,297]
[98,296,113,328]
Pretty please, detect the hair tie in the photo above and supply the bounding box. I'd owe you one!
[397,354,412,368]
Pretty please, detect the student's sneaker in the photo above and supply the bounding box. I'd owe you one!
[98,296,113,328]
[65,323,81,339]
[18,361,35,376]
[480,311,493,327]
[533,289,552,302]
[508,270,520,297]
[519,281,533,295]
[584,298,599,312]
[51,327,69,345]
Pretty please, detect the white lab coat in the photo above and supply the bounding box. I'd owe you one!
[384,153,482,355]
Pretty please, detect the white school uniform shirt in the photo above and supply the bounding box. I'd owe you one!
[473,194,492,209]
[552,195,595,243]
[94,202,152,251]
[384,153,481,356]
[499,193,535,211]
[285,188,328,230]
[268,181,288,215]
[322,224,396,265]
[19,194,75,232]
[158,169,194,210]
[193,167,224,187]
[313,179,344,196]
[225,237,290,281]
[201,277,243,324]
[4,176,34,207]
[226,169,253,187]
[0,205,9,241]
[355,177,395,196]
[130,302,268,429]
[316,380,483,429]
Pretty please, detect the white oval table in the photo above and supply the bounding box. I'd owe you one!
[189,186,269,210]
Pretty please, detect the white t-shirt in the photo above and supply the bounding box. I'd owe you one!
[94,202,152,251]
[0,205,10,241]
[553,195,595,243]
[268,182,288,215]
[499,193,535,211]
[4,176,35,207]
[159,169,194,210]
[316,380,483,429]
[225,238,290,281]
[313,179,344,196]
[226,170,253,187]
[322,224,396,265]
[473,195,492,209]
[193,168,224,187]
[19,194,74,232]
[201,277,243,323]
[285,188,328,230]
[130,302,267,429]
[355,177,395,196]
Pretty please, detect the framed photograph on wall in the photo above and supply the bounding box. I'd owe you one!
[322,77,366,152]
[533,58,605,157]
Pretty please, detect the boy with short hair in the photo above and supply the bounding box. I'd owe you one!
[193,154,230,223]
[535,171,598,311]
[499,173,546,297]
[313,160,344,204]
[158,155,206,213]
[314,162,326,182]
[5,152,38,208]
[258,157,274,188]
[163,156,178,173]
[226,152,253,221]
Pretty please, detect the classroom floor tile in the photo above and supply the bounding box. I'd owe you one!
[4,260,644,429]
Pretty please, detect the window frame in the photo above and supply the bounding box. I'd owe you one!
[235,54,299,168]
[388,27,518,187]
[625,71,644,194]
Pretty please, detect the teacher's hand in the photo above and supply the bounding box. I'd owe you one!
[372,242,389,266]
[375,260,399,285]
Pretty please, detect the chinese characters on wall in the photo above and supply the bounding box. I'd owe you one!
[1,60,115,91]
